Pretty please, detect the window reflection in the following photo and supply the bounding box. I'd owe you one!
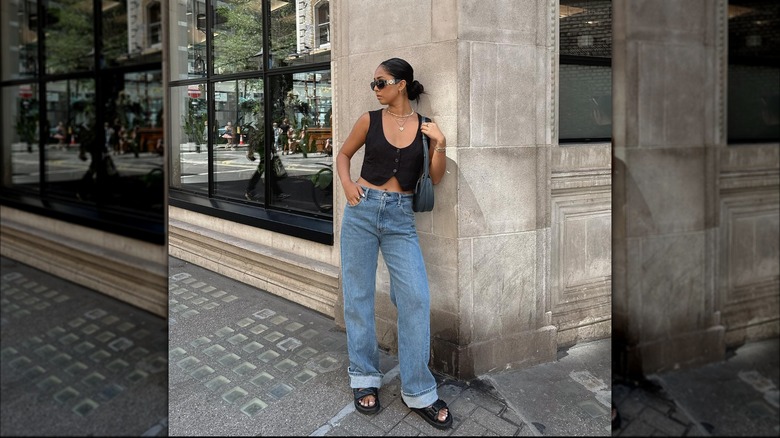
[269,0,330,68]
[213,79,265,200]
[2,84,41,189]
[42,74,164,213]
[1,0,39,80]
[45,0,94,74]
[212,0,264,75]
[102,0,163,68]
[559,0,612,142]
[268,71,332,216]
[171,84,209,194]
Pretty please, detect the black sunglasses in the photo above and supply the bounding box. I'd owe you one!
[369,78,399,90]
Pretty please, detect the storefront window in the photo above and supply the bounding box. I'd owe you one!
[269,71,332,215]
[169,0,333,242]
[727,0,780,143]
[1,0,164,243]
[559,0,612,142]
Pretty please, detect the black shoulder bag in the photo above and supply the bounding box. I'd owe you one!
[413,116,434,212]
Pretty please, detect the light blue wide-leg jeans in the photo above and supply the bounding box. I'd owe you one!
[340,187,439,409]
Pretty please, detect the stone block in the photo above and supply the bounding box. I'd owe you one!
[459,0,539,45]
[419,234,458,315]
[635,232,707,340]
[432,0,458,42]
[468,42,498,147]
[346,1,431,54]
[466,326,556,376]
[496,44,538,147]
[470,232,538,341]
[458,147,540,236]
[626,0,709,41]
[624,147,707,236]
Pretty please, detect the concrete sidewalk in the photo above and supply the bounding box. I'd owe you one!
[612,338,779,437]
[1,256,168,436]
[168,257,612,436]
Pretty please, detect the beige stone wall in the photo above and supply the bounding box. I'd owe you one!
[168,206,340,316]
[0,206,168,317]
[334,0,611,378]
[613,0,779,375]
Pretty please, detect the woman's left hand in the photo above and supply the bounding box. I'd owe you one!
[420,120,445,146]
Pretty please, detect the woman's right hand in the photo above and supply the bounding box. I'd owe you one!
[344,181,365,206]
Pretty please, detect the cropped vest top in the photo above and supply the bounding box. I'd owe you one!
[360,109,425,191]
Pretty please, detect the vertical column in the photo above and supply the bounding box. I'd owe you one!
[612,0,725,375]
[439,0,558,377]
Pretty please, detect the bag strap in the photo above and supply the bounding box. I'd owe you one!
[421,116,430,178]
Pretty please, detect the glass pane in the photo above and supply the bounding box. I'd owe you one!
[44,0,94,74]
[269,0,330,69]
[212,0,264,75]
[1,0,39,80]
[170,0,208,80]
[269,70,333,216]
[727,0,780,142]
[100,71,165,213]
[213,79,265,201]
[2,84,41,191]
[43,79,94,198]
[559,0,612,141]
[103,0,163,68]
[171,84,209,194]
[559,64,612,141]
[559,0,612,58]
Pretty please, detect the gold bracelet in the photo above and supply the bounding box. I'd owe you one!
[434,147,447,153]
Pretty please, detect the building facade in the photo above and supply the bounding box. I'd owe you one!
[613,0,779,375]
[166,0,612,379]
[1,0,167,316]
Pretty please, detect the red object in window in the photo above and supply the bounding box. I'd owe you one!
[19,85,33,99]
[187,85,201,99]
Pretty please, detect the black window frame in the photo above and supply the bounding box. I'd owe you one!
[168,0,334,245]
[0,0,165,244]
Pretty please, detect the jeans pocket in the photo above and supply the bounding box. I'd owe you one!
[401,201,416,217]
[347,197,364,208]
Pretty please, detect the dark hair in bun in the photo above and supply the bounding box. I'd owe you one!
[379,57,426,101]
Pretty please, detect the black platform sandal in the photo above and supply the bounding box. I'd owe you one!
[403,399,453,430]
[352,387,380,415]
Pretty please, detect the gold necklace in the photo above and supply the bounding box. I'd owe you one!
[386,109,414,131]
[386,108,414,118]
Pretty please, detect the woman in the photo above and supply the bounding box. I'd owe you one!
[336,57,451,429]
[222,121,234,148]
[278,118,291,154]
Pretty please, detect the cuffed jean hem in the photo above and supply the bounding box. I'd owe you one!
[401,384,439,409]
[348,373,383,389]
